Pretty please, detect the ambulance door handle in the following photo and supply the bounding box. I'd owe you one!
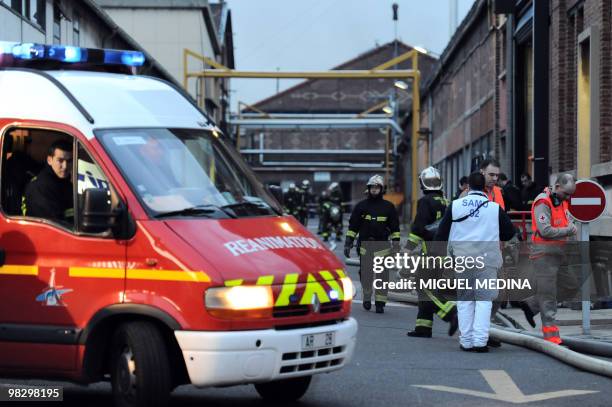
[145,258,158,267]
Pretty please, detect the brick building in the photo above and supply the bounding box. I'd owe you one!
[407,0,612,236]
[407,0,505,204]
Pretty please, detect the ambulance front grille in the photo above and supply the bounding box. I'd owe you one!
[279,346,345,375]
[273,301,342,318]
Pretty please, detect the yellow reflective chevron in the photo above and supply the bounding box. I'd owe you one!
[300,273,330,305]
[319,270,344,300]
[256,275,274,285]
[336,269,347,278]
[275,273,298,306]
[224,279,243,287]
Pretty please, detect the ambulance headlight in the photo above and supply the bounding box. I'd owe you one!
[340,277,354,301]
[205,286,273,311]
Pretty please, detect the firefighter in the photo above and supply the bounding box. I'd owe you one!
[406,167,458,338]
[329,182,343,206]
[319,190,331,241]
[317,189,328,235]
[297,179,312,226]
[344,175,400,313]
[328,182,344,239]
[284,183,300,218]
[524,174,578,345]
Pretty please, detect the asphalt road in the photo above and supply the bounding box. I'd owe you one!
[2,219,611,406]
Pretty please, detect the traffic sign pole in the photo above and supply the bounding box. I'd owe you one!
[568,179,606,337]
[580,222,591,336]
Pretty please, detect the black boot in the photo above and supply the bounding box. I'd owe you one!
[375,301,385,314]
[448,313,459,336]
[520,302,537,328]
[362,301,371,311]
[407,328,432,338]
[487,338,502,348]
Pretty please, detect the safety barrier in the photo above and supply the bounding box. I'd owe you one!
[507,210,531,241]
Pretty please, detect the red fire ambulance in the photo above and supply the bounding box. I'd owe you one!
[0,43,357,407]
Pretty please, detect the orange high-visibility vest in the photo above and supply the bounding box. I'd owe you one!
[486,185,505,210]
[531,189,569,244]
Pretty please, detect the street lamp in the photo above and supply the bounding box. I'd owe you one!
[414,46,428,54]
[394,80,409,90]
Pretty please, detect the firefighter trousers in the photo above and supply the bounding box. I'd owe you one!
[414,288,456,331]
[359,244,390,304]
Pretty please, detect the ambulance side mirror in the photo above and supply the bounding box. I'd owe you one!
[80,188,117,233]
[267,185,283,204]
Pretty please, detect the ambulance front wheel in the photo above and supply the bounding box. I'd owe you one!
[254,376,312,402]
[110,321,173,407]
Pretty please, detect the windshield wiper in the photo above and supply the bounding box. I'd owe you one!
[154,204,236,219]
[221,201,276,214]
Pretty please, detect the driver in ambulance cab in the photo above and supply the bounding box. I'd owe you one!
[22,140,73,223]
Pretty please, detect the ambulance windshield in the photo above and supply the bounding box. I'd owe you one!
[97,128,281,218]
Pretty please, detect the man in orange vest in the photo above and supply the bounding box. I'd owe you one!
[524,173,578,345]
[480,158,506,210]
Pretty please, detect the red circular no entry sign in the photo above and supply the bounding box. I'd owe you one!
[568,180,607,223]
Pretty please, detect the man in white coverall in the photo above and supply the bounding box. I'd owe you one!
[435,172,516,352]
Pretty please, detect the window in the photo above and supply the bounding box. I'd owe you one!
[6,1,45,30]
[10,0,23,14]
[73,12,80,46]
[2,128,74,229]
[53,4,61,44]
[1,128,120,235]
[29,0,45,29]
[97,128,280,218]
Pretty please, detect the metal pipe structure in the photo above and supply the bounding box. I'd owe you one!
[184,48,421,214]
[228,118,404,134]
[411,52,421,219]
[240,149,385,155]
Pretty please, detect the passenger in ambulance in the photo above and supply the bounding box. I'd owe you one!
[3,134,42,215]
[22,140,74,224]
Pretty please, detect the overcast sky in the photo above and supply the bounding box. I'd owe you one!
[224,0,475,111]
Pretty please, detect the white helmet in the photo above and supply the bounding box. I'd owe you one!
[366,175,385,188]
[419,166,442,191]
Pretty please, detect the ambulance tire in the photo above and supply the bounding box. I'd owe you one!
[110,321,172,407]
[254,376,311,402]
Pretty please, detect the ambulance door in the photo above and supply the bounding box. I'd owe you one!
[0,129,127,372]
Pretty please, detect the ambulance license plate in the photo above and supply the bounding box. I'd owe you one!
[302,332,335,350]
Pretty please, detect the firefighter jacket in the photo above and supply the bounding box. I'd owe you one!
[346,196,400,243]
[407,190,448,252]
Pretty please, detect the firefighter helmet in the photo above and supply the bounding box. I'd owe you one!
[301,179,310,190]
[366,175,384,188]
[419,167,442,191]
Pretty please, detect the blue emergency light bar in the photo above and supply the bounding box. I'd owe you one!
[3,42,145,67]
